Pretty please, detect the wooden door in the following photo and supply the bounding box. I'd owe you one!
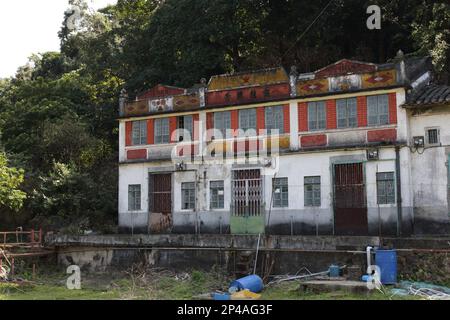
[149,173,172,233]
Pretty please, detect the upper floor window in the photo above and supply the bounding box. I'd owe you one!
[128,184,141,211]
[367,94,389,126]
[239,108,257,136]
[273,178,288,208]
[132,120,147,145]
[154,118,170,144]
[308,101,326,131]
[177,115,193,142]
[337,98,357,128]
[214,111,231,139]
[265,106,284,135]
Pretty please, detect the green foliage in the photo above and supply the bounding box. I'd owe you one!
[0,152,26,211]
[412,2,450,83]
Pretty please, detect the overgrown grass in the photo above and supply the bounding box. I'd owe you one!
[0,268,421,300]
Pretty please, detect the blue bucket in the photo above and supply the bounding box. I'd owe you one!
[213,293,231,300]
[230,275,264,293]
[375,249,397,285]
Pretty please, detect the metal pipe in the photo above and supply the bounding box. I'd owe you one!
[253,233,261,275]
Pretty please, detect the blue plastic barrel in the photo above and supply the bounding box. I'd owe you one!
[329,265,340,277]
[375,249,397,285]
[230,275,264,293]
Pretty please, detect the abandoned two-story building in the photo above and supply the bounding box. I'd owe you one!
[117,53,450,236]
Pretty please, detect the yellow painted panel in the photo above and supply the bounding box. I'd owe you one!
[173,94,200,110]
[266,136,290,150]
[296,78,329,96]
[124,100,148,116]
[362,69,397,89]
[208,68,288,91]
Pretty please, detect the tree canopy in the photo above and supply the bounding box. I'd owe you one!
[0,0,448,233]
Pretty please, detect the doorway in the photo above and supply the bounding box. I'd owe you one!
[148,173,172,234]
[333,163,368,235]
[230,169,265,234]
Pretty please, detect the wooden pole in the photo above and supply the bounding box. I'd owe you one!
[30,230,35,248]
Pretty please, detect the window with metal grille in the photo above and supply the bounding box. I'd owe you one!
[367,94,389,126]
[181,182,196,210]
[273,178,288,208]
[308,101,326,131]
[239,108,257,136]
[128,184,141,211]
[210,181,224,209]
[337,98,357,128]
[177,115,193,142]
[154,118,170,144]
[304,176,321,207]
[265,106,284,135]
[376,172,395,204]
[426,128,440,145]
[214,111,231,139]
[132,120,147,145]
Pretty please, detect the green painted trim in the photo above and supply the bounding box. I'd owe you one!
[230,215,265,234]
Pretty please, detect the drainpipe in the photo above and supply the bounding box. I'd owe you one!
[395,146,403,237]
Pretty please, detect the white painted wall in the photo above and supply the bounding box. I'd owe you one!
[408,108,450,230]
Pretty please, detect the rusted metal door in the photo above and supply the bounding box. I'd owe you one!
[334,163,368,235]
[231,169,265,234]
[149,173,172,233]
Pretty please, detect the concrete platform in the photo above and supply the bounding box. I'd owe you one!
[299,279,372,294]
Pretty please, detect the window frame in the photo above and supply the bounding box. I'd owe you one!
[214,111,232,139]
[307,101,326,131]
[128,184,142,211]
[132,120,147,146]
[265,105,284,135]
[210,180,225,209]
[367,94,389,126]
[425,127,440,146]
[273,177,289,208]
[181,182,196,210]
[177,115,193,142]
[239,108,257,136]
[304,176,321,207]
[336,98,357,129]
[376,172,396,205]
[154,118,170,144]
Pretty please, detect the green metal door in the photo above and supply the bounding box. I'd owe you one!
[230,169,265,234]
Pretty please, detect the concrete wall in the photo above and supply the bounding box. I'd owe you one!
[53,234,450,285]
[408,107,450,234]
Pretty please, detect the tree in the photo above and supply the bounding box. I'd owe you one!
[0,152,26,211]
[412,1,450,84]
